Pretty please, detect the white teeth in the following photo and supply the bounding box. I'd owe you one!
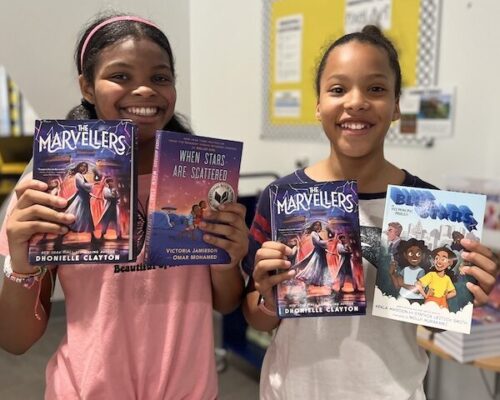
[340,122,369,130]
[125,107,158,116]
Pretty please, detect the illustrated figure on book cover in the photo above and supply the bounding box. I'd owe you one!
[96,177,122,240]
[372,185,487,333]
[64,161,99,239]
[388,238,430,304]
[144,131,243,266]
[270,181,366,318]
[29,119,137,264]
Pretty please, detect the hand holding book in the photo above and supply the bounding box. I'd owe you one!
[6,179,74,274]
[200,202,249,270]
[252,241,297,313]
[458,238,499,306]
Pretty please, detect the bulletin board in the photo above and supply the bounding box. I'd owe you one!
[262,0,441,145]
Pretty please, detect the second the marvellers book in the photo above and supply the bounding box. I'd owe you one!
[270,181,366,318]
[372,185,486,334]
[29,119,138,264]
[144,131,243,266]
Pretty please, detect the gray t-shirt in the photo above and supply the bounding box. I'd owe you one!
[244,169,436,400]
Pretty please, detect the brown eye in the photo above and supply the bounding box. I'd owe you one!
[329,86,344,95]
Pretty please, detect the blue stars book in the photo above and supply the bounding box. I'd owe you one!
[29,119,138,265]
[372,185,486,333]
[270,180,366,318]
[143,131,243,266]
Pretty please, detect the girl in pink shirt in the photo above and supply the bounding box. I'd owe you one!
[0,11,247,399]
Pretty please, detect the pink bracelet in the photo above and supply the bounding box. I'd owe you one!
[3,258,51,320]
[5,266,47,289]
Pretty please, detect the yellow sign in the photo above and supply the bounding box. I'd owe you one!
[267,0,427,127]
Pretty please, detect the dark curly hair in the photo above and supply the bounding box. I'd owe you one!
[66,11,191,134]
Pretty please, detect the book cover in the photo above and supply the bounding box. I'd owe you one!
[372,185,487,334]
[445,175,500,253]
[29,119,138,264]
[469,304,500,333]
[144,130,243,266]
[269,181,366,318]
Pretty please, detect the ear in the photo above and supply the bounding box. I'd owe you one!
[79,75,95,104]
[392,97,401,122]
[315,102,321,121]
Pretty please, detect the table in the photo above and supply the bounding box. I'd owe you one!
[418,337,500,399]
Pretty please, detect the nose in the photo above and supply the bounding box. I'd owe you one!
[132,84,156,97]
[345,89,368,111]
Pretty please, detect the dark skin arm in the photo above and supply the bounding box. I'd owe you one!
[0,179,71,354]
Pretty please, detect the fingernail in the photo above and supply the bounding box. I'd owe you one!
[466,282,474,290]
[219,204,226,210]
[461,251,470,259]
[288,270,296,276]
[60,227,68,234]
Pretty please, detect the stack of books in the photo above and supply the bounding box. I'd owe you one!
[434,278,500,363]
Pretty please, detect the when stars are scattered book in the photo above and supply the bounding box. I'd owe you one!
[144,130,243,266]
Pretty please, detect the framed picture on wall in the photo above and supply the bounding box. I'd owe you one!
[261,0,442,145]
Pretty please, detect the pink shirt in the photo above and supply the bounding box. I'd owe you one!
[0,174,217,399]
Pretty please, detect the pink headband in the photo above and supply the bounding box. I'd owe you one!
[80,16,159,70]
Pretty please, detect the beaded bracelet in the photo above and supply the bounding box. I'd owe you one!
[3,256,50,320]
[4,260,47,289]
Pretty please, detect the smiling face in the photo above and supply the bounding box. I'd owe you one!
[405,245,423,267]
[315,41,400,160]
[434,250,453,271]
[79,37,176,144]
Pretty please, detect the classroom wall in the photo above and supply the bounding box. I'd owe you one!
[0,0,191,122]
[0,1,498,398]
[189,0,500,197]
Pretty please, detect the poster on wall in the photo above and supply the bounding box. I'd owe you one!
[275,14,303,84]
[345,0,393,34]
[398,87,456,139]
[445,176,500,251]
[262,0,442,141]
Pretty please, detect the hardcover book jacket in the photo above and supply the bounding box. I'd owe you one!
[372,185,486,333]
[29,119,138,264]
[144,130,243,266]
[270,181,366,318]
